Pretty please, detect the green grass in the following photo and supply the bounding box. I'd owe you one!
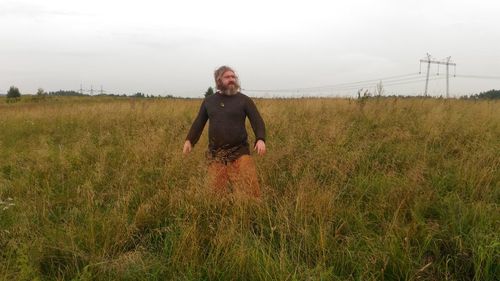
[0,97,499,280]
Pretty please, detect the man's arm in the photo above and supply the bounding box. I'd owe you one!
[245,97,266,155]
[184,100,208,154]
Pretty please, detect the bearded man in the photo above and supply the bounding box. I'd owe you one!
[183,66,266,198]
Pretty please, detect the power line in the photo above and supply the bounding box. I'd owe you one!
[320,77,446,95]
[306,73,420,89]
[242,73,420,92]
[244,68,500,98]
[455,74,500,80]
[318,74,429,90]
[244,74,443,95]
[378,76,446,88]
[243,78,449,98]
[314,76,439,92]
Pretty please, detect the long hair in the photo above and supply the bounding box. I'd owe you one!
[214,65,240,91]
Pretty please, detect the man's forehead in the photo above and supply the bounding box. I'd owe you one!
[222,70,236,77]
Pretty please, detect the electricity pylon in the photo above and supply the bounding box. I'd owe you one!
[420,53,456,97]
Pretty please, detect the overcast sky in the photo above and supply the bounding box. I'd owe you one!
[1,0,499,97]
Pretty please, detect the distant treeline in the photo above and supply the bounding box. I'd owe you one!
[48,90,86,96]
[460,89,500,100]
[5,89,499,100]
[47,90,181,99]
[356,90,500,100]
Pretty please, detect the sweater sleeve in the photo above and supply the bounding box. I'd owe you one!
[185,100,208,147]
[245,97,266,144]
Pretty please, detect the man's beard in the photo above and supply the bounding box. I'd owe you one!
[221,82,240,96]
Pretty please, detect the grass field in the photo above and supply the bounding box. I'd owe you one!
[0,96,499,280]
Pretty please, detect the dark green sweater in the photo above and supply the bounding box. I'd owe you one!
[186,92,266,162]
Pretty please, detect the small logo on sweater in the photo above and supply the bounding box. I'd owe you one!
[220,102,224,107]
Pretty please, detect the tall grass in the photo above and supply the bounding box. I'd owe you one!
[0,97,498,280]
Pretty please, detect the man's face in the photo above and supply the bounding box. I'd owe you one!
[219,71,239,95]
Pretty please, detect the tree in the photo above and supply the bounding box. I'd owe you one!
[357,88,370,99]
[36,88,46,96]
[375,81,384,97]
[7,86,21,99]
[205,87,214,98]
[475,89,500,99]
[460,89,500,100]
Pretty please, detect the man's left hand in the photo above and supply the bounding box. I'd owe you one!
[254,140,266,156]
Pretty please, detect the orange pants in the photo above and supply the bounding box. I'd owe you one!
[207,155,261,198]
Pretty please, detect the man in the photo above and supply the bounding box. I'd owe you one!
[183,66,266,198]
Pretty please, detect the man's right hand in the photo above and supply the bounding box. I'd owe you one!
[183,140,192,155]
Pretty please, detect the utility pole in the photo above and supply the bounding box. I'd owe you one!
[420,53,432,96]
[90,85,94,96]
[445,56,451,98]
[420,53,456,97]
[80,83,83,95]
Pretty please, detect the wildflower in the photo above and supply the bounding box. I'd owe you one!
[0,197,14,211]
